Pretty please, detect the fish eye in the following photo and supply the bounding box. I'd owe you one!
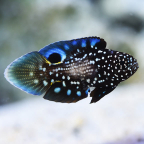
[48,53,61,63]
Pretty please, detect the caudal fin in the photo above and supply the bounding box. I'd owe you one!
[4,51,51,95]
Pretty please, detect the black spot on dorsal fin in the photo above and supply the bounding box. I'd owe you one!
[94,38,107,50]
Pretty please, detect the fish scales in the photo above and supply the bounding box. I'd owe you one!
[4,37,139,103]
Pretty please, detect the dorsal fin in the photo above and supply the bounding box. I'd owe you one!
[39,37,106,64]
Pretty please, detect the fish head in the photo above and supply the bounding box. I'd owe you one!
[114,52,139,81]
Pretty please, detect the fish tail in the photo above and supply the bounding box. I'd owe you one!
[4,51,51,95]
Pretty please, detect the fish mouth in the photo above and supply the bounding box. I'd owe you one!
[131,62,139,72]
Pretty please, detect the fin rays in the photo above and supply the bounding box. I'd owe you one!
[4,51,51,95]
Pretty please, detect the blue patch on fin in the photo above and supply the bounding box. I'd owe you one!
[81,39,86,47]
[67,89,71,96]
[90,38,100,47]
[54,87,61,93]
[64,44,69,50]
[85,88,90,95]
[77,91,81,97]
[43,81,89,103]
[39,37,105,63]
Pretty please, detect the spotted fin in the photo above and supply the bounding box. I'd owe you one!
[4,51,51,95]
[39,37,106,64]
[43,81,90,103]
[90,85,118,103]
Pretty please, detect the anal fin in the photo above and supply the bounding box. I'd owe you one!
[43,81,90,103]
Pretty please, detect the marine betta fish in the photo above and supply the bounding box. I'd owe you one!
[4,37,139,103]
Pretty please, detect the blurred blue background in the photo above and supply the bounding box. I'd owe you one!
[0,0,144,144]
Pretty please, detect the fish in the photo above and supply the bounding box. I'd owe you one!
[4,37,139,103]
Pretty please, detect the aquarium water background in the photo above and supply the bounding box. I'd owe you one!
[0,0,144,144]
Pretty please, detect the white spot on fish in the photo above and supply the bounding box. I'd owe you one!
[86,79,90,83]
[67,76,70,80]
[93,81,96,84]
[49,72,53,75]
[96,58,100,61]
[98,74,101,77]
[98,80,103,83]
[62,76,65,79]
[43,68,46,72]
[94,77,97,80]
[90,61,95,64]
[43,80,48,86]
[29,72,33,76]
[34,79,39,84]
[77,81,80,85]
[98,50,102,53]
[74,81,76,84]
[39,66,42,70]
[104,71,106,75]
[62,81,66,87]
[83,54,87,59]
[102,57,104,60]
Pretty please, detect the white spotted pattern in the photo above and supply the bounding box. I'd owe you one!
[43,80,48,86]
[43,68,46,72]
[29,72,33,76]
[34,79,39,84]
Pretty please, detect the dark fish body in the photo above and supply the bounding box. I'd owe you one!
[4,37,139,103]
